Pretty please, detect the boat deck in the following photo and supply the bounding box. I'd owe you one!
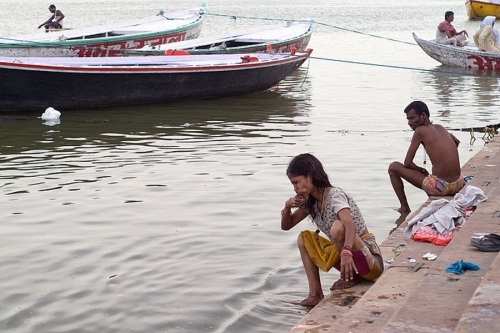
[5,9,203,43]
[137,20,313,52]
[0,52,303,69]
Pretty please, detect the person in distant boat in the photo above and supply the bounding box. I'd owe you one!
[281,153,384,307]
[473,16,500,52]
[436,11,468,47]
[38,4,65,30]
[388,101,464,213]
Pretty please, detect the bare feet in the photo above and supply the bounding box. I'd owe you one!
[292,295,324,307]
[397,206,411,213]
[330,275,361,290]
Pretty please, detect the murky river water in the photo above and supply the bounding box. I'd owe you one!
[1,0,499,332]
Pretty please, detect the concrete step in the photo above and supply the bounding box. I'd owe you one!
[288,137,500,333]
[366,141,500,332]
[454,250,500,332]
[380,200,500,333]
[288,246,396,333]
[453,141,500,333]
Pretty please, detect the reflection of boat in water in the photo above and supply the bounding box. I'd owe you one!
[0,74,312,155]
[419,68,466,108]
[419,65,500,115]
[469,71,500,107]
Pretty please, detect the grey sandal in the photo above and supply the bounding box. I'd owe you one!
[470,233,500,252]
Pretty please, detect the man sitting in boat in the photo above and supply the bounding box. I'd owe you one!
[37,4,65,31]
[473,16,500,52]
[436,11,468,47]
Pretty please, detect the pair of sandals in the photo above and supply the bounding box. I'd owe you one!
[470,233,500,252]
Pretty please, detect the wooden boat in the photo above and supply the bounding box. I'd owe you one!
[0,6,205,57]
[123,19,313,56]
[0,49,312,112]
[413,32,500,69]
[466,0,500,19]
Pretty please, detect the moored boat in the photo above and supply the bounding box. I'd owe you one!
[123,19,313,56]
[413,32,500,69]
[0,6,205,57]
[0,50,312,112]
[466,0,500,20]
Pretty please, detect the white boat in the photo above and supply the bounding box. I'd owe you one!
[0,6,205,57]
[124,19,313,56]
[413,32,500,69]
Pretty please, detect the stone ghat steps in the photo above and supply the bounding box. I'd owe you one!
[454,248,500,333]
[289,138,500,333]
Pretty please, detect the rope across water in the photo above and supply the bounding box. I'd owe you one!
[1,10,497,138]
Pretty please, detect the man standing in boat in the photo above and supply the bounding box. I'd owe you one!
[436,11,468,47]
[38,4,65,30]
[388,101,464,213]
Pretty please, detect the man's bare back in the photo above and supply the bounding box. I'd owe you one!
[414,123,461,182]
[388,101,463,213]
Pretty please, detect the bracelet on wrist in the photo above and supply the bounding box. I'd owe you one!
[341,249,353,257]
[342,245,353,252]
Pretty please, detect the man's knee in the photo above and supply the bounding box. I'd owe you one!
[388,161,403,175]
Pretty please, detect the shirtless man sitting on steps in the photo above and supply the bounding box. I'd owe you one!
[388,101,464,213]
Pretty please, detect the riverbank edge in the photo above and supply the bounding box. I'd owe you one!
[288,135,500,333]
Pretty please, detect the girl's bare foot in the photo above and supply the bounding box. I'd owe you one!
[330,275,361,290]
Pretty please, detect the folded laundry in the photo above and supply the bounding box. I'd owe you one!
[445,260,479,274]
[454,185,487,207]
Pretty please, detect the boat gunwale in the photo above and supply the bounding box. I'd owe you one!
[413,32,500,58]
[1,10,205,48]
[126,20,314,56]
[413,32,500,70]
[0,51,312,74]
[150,19,313,50]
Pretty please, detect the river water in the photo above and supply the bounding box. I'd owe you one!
[1,0,499,332]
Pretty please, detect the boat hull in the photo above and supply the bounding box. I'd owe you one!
[466,0,500,19]
[0,9,205,57]
[413,32,500,69]
[0,52,311,112]
[125,20,313,56]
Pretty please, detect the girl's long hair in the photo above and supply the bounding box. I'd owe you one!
[286,153,332,219]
